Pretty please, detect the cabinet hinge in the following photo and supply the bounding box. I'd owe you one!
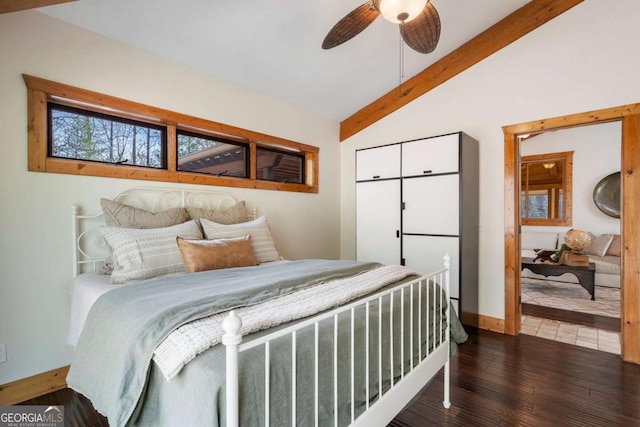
[518,296,522,305]
[401,258,406,266]
[401,202,406,210]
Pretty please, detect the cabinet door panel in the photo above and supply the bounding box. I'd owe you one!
[403,175,459,235]
[356,180,401,265]
[403,235,460,299]
[402,134,459,177]
[356,145,401,181]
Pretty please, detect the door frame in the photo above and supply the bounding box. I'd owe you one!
[503,102,640,364]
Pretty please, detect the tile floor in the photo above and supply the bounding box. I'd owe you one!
[520,278,621,354]
[520,314,621,354]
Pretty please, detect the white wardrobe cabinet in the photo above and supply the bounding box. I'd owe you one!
[402,175,459,235]
[355,180,401,266]
[356,132,478,320]
[402,133,460,176]
[402,235,460,299]
[355,144,401,181]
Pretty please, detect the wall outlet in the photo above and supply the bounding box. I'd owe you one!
[0,343,6,363]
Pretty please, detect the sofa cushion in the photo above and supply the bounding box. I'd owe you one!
[589,255,621,275]
[586,233,614,257]
[606,234,622,257]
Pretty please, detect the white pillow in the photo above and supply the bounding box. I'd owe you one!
[521,231,559,250]
[102,220,203,284]
[200,216,281,263]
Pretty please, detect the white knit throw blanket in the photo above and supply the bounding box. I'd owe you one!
[153,265,416,380]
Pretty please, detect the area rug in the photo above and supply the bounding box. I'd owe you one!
[521,278,620,318]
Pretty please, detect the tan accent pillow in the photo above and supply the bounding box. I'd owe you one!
[606,234,622,257]
[186,201,248,225]
[585,233,614,257]
[176,235,258,273]
[101,198,188,228]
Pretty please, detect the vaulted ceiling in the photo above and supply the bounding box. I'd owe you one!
[4,0,582,138]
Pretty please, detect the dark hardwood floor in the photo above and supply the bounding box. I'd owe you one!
[522,302,621,332]
[19,387,108,427]
[390,328,640,427]
[20,328,640,427]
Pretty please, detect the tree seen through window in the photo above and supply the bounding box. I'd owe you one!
[49,104,164,168]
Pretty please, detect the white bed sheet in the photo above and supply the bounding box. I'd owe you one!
[67,273,125,347]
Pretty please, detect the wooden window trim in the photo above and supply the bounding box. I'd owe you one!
[520,151,573,226]
[23,74,319,193]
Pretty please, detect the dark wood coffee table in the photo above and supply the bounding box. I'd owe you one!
[521,257,596,300]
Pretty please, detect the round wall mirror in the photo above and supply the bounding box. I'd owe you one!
[593,171,621,218]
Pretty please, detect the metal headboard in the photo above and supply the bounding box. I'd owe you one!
[71,187,255,276]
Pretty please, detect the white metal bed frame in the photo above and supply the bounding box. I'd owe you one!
[70,186,452,427]
[222,256,451,427]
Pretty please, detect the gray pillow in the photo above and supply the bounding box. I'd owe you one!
[101,198,188,228]
[186,201,248,224]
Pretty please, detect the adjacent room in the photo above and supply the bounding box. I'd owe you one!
[1,0,640,425]
[519,123,622,353]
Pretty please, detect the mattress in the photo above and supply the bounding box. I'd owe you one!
[67,273,124,346]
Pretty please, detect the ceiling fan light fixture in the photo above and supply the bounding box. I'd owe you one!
[378,0,428,24]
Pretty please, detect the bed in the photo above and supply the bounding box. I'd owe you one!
[65,187,467,427]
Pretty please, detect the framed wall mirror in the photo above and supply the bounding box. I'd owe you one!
[520,150,573,226]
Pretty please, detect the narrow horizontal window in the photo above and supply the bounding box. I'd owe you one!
[25,74,319,193]
[177,130,248,178]
[48,103,166,168]
[256,146,304,184]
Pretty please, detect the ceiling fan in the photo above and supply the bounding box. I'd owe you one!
[322,0,441,54]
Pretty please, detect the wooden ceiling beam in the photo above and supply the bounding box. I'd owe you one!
[339,0,584,141]
[0,0,75,15]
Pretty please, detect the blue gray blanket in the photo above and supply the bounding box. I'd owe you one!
[66,259,381,426]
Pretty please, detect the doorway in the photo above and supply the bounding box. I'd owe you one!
[502,104,640,364]
[518,125,621,352]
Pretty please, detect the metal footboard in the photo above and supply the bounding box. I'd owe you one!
[223,254,452,427]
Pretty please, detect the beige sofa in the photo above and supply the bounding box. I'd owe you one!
[521,230,621,288]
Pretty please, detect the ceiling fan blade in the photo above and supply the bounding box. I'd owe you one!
[399,2,441,54]
[322,1,380,50]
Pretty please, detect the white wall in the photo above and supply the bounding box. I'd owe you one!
[0,11,340,384]
[340,0,640,320]
[520,123,621,237]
